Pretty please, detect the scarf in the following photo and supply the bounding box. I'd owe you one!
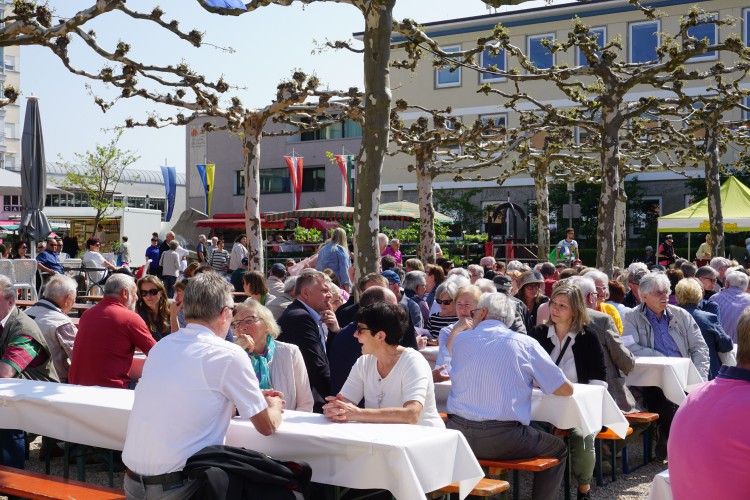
[250,335,276,390]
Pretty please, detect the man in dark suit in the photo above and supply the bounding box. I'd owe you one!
[277,269,334,413]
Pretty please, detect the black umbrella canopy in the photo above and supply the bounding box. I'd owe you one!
[20,96,52,247]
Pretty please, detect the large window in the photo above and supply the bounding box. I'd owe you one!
[3,123,14,140]
[479,47,506,83]
[435,45,461,88]
[235,166,326,195]
[629,196,661,238]
[3,194,20,212]
[4,55,15,72]
[527,34,555,70]
[629,21,659,63]
[576,27,606,66]
[296,119,362,142]
[687,13,717,62]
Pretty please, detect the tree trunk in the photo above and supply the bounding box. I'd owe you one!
[243,129,264,272]
[416,152,436,264]
[614,170,628,269]
[704,123,724,258]
[596,109,622,276]
[532,163,550,258]
[352,1,395,283]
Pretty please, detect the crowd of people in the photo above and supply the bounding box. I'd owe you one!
[1,227,748,499]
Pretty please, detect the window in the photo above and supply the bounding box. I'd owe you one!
[527,34,555,70]
[435,45,461,88]
[746,9,750,46]
[0,47,4,74]
[4,55,15,72]
[629,196,661,238]
[4,123,14,140]
[235,166,326,195]
[3,194,19,212]
[479,46,506,83]
[745,97,750,120]
[576,27,606,66]
[687,14,717,62]
[629,21,659,63]
[293,119,362,142]
[480,113,507,128]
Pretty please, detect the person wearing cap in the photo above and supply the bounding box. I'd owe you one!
[638,245,656,268]
[555,228,579,265]
[315,228,352,293]
[515,270,549,331]
[267,263,287,296]
[658,235,678,267]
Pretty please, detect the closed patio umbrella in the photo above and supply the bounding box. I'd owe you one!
[20,96,52,254]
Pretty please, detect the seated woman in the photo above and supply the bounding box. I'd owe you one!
[233,301,313,412]
[529,283,606,500]
[436,285,482,374]
[82,236,119,284]
[428,281,459,339]
[135,276,171,341]
[242,271,276,306]
[323,303,444,428]
[515,270,549,331]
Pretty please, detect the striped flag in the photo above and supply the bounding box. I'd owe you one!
[284,156,304,210]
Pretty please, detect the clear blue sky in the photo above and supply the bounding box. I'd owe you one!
[22,0,516,173]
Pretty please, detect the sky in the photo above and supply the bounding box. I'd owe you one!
[20,0,524,173]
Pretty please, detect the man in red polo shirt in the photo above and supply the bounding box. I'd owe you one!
[69,274,155,389]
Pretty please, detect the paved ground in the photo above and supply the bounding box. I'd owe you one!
[2,436,668,499]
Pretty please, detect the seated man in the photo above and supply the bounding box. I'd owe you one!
[0,275,58,470]
[122,272,283,498]
[25,275,78,383]
[668,310,750,499]
[446,292,573,500]
[708,269,750,343]
[622,272,709,460]
[68,274,156,389]
[35,237,65,276]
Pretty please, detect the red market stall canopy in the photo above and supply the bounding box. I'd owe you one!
[195,213,286,230]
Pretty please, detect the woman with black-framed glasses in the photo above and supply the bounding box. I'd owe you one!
[232,300,313,412]
[135,275,171,341]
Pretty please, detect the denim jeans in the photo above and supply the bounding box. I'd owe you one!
[0,429,25,469]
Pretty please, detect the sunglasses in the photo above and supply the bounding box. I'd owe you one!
[140,289,161,297]
[19,246,27,249]
[435,299,453,305]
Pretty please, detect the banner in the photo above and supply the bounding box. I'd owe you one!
[284,155,304,210]
[334,155,355,206]
[195,164,216,215]
[160,166,177,222]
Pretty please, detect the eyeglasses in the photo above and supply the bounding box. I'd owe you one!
[469,309,481,318]
[701,277,717,283]
[355,326,372,334]
[230,316,260,329]
[19,246,27,249]
[223,305,235,314]
[435,299,453,305]
[650,289,670,297]
[139,289,160,297]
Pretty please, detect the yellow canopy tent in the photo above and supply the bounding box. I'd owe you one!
[657,176,750,257]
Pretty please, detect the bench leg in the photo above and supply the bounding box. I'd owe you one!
[512,470,520,500]
[594,438,603,487]
[609,440,617,483]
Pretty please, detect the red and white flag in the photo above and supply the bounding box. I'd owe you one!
[284,155,304,210]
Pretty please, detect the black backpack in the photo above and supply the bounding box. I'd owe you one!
[184,445,312,500]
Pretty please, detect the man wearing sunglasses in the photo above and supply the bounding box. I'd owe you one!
[36,237,65,275]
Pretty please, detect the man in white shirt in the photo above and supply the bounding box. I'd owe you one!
[122,272,283,499]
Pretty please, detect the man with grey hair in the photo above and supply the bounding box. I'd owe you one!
[622,272,709,460]
[25,274,78,383]
[403,270,430,329]
[709,257,732,290]
[122,272,283,498]
[695,265,719,300]
[623,264,649,308]
[467,264,484,284]
[196,234,208,263]
[265,275,297,320]
[446,292,573,500]
[0,275,58,470]
[278,269,334,413]
[709,269,750,343]
[69,274,155,389]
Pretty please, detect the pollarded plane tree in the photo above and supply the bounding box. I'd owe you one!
[395,6,750,275]
[389,102,525,263]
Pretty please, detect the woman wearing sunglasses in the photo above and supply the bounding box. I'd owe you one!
[436,285,482,375]
[12,241,30,259]
[135,276,171,341]
[428,281,459,339]
[232,300,313,412]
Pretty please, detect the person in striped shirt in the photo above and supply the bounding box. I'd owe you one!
[445,292,573,500]
[209,239,229,275]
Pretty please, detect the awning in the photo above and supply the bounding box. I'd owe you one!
[195,213,286,230]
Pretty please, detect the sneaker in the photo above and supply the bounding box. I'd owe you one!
[577,490,592,500]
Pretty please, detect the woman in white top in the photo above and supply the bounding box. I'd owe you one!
[83,236,118,284]
[233,300,313,412]
[229,234,249,273]
[323,303,444,428]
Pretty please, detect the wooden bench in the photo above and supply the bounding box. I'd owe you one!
[595,427,633,486]
[478,457,560,500]
[427,477,510,498]
[622,412,660,473]
[0,465,125,499]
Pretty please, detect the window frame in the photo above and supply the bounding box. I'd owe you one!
[628,195,662,238]
[686,13,718,63]
[629,20,660,64]
[576,27,606,67]
[435,44,462,89]
[479,46,507,83]
[527,33,555,71]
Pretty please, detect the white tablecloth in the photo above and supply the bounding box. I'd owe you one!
[0,379,482,500]
[647,470,672,500]
[419,346,439,367]
[625,357,704,405]
[434,382,629,438]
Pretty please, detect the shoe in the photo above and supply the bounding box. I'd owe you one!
[577,489,592,500]
[38,444,64,460]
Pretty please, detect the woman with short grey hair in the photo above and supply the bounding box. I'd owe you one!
[428,281,460,339]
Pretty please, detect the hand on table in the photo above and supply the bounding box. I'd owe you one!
[323,394,358,423]
[432,366,450,383]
